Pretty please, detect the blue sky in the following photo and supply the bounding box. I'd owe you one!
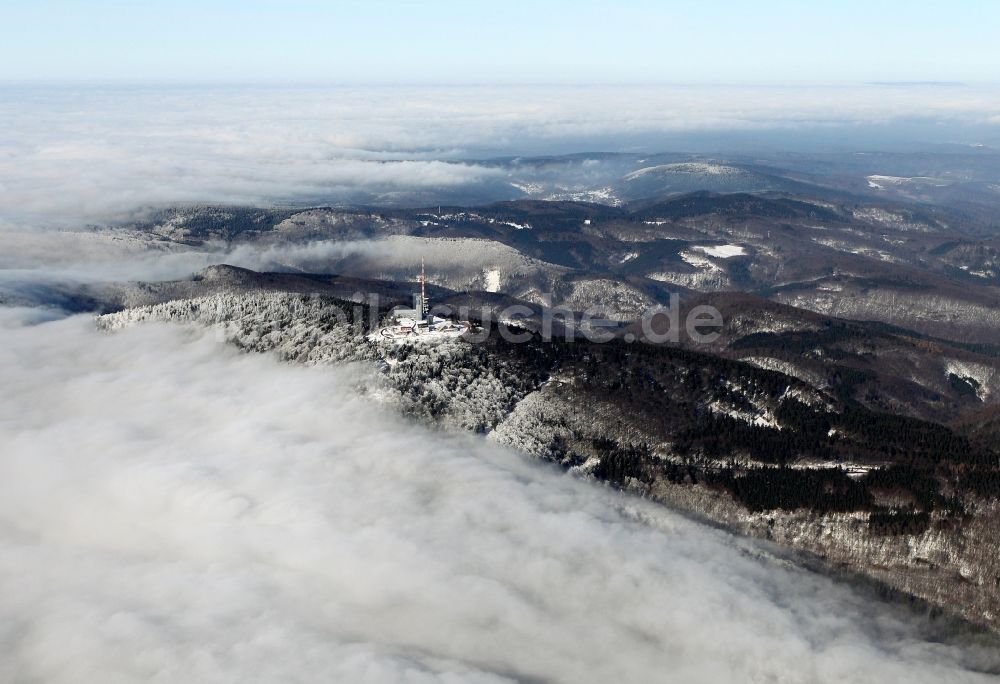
[1,0,997,83]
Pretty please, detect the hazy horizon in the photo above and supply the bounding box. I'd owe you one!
[3,1,999,83]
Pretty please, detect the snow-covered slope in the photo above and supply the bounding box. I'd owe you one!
[99,292,541,434]
[98,288,1000,632]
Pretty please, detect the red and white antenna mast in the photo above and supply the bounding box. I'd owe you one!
[420,257,427,318]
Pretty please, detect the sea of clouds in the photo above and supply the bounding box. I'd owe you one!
[3,83,1000,226]
[1,308,998,683]
[3,82,1000,297]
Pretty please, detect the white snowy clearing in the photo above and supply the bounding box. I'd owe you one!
[373,316,472,344]
[691,244,746,259]
[483,268,501,293]
[679,251,720,270]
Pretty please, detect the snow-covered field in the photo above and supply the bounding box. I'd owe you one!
[483,268,501,293]
[691,244,746,259]
[680,251,720,270]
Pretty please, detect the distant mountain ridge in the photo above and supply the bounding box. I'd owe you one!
[121,183,1000,344]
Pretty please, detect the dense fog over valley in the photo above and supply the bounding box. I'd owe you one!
[1,309,998,683]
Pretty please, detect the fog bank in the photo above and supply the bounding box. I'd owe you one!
[3,83,1000,226]
[0,310,996,683]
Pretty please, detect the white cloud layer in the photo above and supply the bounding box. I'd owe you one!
[0,232,534,303]
[0,232,482,302]
[0,309,997,683]
[2,83,1000,225]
